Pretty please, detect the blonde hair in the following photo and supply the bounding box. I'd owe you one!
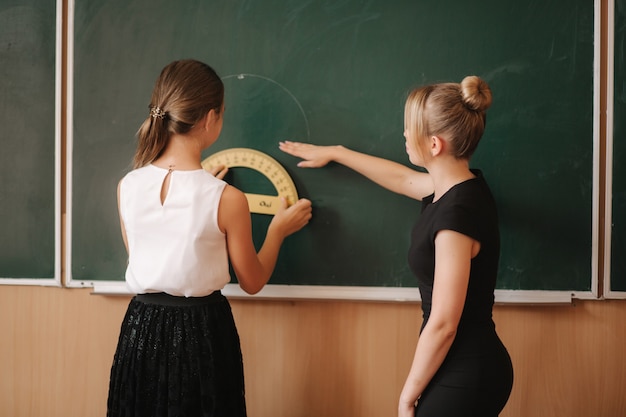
[404,75,492,159]
[133,60,224,168]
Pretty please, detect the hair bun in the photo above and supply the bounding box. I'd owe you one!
[460,76,492,112]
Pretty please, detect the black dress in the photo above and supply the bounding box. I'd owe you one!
[408,170,513,417]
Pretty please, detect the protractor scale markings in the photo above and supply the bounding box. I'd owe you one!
[202,148,299,215]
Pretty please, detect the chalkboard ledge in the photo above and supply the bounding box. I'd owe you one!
[91,283,580,304]
[0,278,61,286]
[90,282,421,302]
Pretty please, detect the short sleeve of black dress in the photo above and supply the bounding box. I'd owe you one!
[408,170,500,325]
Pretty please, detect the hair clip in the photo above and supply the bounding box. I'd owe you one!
[150,106,166,120]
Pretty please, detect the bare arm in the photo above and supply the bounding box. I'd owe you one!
[398,230,478,417]
[279,141,433,201]
[218,185,312,294]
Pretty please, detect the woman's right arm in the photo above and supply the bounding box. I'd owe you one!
[279,141,433,201]
[218,185,312,294]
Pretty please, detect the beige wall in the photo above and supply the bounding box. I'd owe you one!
[1,285,625,417]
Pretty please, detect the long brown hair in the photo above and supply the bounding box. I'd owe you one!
[133,60,224,168]
[404,75,492,159]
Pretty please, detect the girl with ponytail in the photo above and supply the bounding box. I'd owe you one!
[107,59,312,417]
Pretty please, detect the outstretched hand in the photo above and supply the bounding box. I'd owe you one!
[279,141,336,168]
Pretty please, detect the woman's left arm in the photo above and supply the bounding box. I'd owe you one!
[398,229,477,417]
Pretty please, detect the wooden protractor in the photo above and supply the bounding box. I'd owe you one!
[201,148,298,215]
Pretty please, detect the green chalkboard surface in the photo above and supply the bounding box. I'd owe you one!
[69,0,596,294]
[609,0,626,295]
[0,0,59,282]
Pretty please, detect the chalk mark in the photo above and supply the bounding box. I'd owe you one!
[222,73,311,140]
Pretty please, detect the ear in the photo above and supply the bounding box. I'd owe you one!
[430,135,444,156]
[202,108,219,131]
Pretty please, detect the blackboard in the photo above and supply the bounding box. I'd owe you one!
[607,0,626,297]
[0,0,60,284]
[68,0,598,299]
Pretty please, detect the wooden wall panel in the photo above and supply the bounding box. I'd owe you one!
[0,286,625,417]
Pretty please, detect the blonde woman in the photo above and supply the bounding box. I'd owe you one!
[280,76,513,417]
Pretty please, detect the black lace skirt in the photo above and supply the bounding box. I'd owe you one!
[107,292,247,417]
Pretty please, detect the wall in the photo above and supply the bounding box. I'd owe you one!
[0,285,624,417]
[2,0,624,416]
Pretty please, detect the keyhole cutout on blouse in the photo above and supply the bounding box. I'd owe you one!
[160,168,173,205]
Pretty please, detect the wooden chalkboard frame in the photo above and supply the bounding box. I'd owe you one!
[67,0,601,303]
[604,0,626,299]
[0,0,62,286]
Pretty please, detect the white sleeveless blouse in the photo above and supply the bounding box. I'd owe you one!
[119,165,230,296]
